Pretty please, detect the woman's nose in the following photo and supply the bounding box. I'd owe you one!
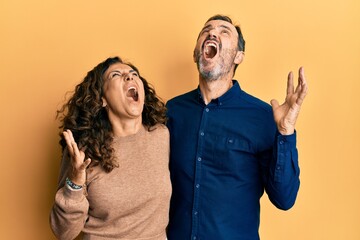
[125,74,133,81]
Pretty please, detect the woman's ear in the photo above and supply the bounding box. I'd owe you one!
[234,51,244,64]
[102,97,107,107]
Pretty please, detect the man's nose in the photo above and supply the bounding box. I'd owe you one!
[209,29,218,39]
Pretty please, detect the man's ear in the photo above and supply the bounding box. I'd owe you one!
[193,50,196,63]
[234,51,244,64]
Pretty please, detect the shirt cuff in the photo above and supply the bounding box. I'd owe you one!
[277,130,297,151]
[274,131,297,182]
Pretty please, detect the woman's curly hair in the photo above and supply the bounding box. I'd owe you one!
[57,56,167,172]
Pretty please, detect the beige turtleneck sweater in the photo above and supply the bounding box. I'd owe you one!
[50,124,171,240]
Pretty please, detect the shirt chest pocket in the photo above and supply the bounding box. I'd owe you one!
[205,134,258,173]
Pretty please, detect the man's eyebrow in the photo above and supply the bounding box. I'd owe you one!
[219,25,232,31]
[200,24,212,32]
[200,24,233,33]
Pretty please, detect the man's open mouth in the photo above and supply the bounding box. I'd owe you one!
[126,86,138,101]
[204,41,218,59]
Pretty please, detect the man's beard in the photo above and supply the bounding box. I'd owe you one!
[195,48,237,82]
[197,58,224,81]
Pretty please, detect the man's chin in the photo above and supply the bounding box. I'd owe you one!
[199,69,221,81]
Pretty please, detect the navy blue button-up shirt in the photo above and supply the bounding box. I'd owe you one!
[166,81,300,240]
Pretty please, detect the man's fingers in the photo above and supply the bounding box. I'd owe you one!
[296,82,308,106]
[287,71,294,95]
[298,67,305,84]
[294,67,303,93]
[296,67,308,106]
[270,99,279,109]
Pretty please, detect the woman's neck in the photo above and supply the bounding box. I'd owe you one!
[110,117,143,137]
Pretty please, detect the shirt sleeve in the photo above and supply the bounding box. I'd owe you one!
[49,150,89,240]
[261,131,300,210]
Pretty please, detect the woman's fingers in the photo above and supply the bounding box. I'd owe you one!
[79,158,91,171]
[63,130,86,164]
[63,130,89,186]
[63,130,74,154]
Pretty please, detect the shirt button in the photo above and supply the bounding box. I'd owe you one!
[198,157,202,162]
[205,108,209,112]
[194,211,198,215]
[196,184,200,188]
[277,166,281,170]
[279,140,284,145]
[200,132,204,136]
[193,237,197,240]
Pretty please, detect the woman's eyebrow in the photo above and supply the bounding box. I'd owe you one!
[107,70,122,79]
[110,70,122,75]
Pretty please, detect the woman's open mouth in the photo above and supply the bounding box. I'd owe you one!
[126,86,139,101]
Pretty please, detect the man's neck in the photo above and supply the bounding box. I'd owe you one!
[199,75,233,105]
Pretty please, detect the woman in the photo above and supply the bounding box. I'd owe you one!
[50,56,171,240]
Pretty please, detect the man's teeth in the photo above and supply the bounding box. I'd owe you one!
[204,42,218,58]
[206,43,217,49]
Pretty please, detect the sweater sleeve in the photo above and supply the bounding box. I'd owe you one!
[49,150,89,240]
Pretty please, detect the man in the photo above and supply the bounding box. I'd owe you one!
[166,15,308,240]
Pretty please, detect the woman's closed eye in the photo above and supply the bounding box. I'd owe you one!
[110,72,122,79]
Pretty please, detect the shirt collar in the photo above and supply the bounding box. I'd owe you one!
[196,80,241,106]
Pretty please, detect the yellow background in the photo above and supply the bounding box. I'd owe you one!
[1,0,359,239]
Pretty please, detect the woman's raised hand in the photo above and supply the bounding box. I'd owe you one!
[63,129,91,186]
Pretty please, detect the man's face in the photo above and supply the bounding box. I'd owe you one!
[194,20,241,81]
